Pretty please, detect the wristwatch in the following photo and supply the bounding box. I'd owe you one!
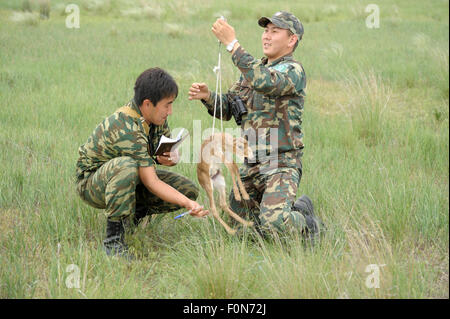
[226,39,238,52]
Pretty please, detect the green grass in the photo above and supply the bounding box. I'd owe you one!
[0,0,448,298]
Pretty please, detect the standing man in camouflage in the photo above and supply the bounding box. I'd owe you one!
[77,68,208,257]
[188,12,324,238]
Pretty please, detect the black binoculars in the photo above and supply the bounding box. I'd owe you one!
[231,96,248,125]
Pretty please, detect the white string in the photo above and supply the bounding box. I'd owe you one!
[219,49,223,133]
[212,41,224,136]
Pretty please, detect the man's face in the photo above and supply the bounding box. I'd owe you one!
[261,23,296,62]
[140,96,175,126]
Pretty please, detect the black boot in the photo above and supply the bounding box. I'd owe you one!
[292,195,326,237]
[103,219,132,258]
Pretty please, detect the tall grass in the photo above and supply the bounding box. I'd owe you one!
[338,70,391,147]
[0,0,448,298]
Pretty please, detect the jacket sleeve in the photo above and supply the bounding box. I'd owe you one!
[231,46,305,97]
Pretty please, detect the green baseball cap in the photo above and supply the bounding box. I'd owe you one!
[258,11,304,41]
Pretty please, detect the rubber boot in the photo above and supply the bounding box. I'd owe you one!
[292,195,326,238]
[103,219,133,259]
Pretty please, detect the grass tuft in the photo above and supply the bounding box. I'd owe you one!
[339,70,392,147]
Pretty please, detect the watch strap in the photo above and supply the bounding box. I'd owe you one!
[226,39,238,52]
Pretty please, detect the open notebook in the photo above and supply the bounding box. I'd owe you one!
[154,128,188,156]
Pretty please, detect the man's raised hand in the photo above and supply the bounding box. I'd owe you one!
[188,83,210,101]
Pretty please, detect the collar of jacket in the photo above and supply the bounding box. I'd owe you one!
[130,98,144,117]
[262,54,294,68]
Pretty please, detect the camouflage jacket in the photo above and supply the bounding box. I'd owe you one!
[202,46,306,169]
[76,99,170,180]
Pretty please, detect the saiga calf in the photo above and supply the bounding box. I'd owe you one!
[197,133,254,235]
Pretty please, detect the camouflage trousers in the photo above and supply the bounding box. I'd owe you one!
[76,156,198,221]
[229,162,307,235]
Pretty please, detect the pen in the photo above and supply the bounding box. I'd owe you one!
[174,210,191,220]
[174,206,204,220]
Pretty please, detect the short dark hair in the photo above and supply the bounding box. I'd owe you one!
[134,67,178,107]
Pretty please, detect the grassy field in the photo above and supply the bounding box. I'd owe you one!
[0,0,448,298]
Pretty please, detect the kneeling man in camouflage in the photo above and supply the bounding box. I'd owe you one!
[76,68,208,257]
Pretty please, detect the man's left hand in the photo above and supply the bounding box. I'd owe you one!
[156,150,179,166]
[212,18,236,46]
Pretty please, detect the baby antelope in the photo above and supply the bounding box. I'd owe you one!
[197,133,254,235]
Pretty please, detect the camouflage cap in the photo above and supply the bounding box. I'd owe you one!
[258,11,304,41]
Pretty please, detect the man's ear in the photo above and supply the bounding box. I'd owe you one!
[141,99,153,109]
[288,34,298,49]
